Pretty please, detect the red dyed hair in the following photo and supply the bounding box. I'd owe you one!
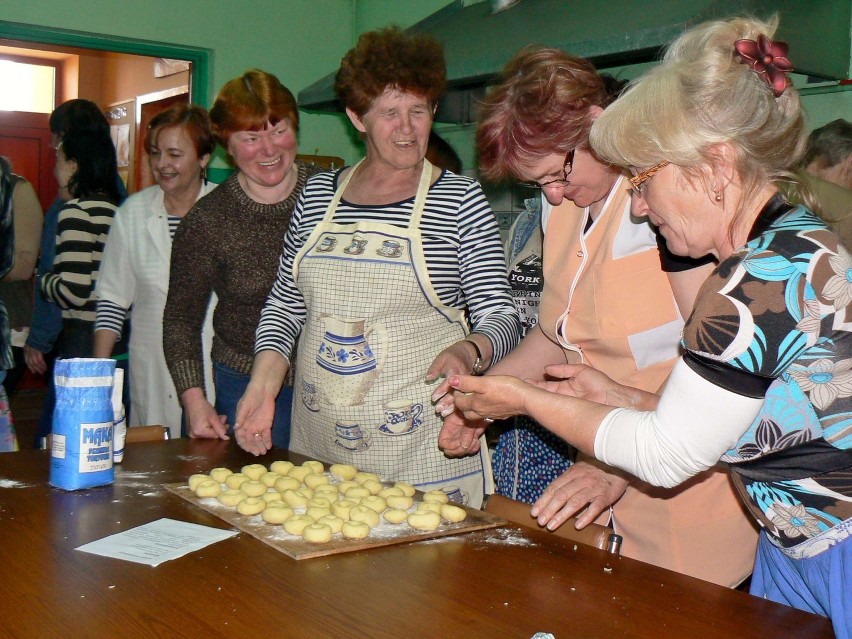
[146,103,215,159]
[476,47,617,182]
[209,69,299,147]
[335,26,446,116]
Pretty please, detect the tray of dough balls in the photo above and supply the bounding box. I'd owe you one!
[164,460,505,560]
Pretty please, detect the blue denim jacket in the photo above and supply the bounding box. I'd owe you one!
[27,176,127,353]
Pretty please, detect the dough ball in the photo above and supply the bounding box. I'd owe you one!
[241,464,267,481]
[344,486,371,500]
[259,471,280,487]
[262,491,285,503]
[308,496,332,509]
[440,504,467,523]
[209,467,233,483]
[304,473,330,489]
[385,495,414,511]
[362,479,383,495]
[274,476,301,493]
[408,510,441,531]
[225,473,250,489]
[416,501,443,515]
[314,485,340,500]
[378,486,404,499]
[394,481,416,497]
[316,515,344,534]
[354,471,381,485]
[331,499,358,520]
[336,480,359,495]
[195,480,221,498]
[302,460,325,474]
[341,520,370,539]
[282,489,310,508]
[423,490,449,504]
[349,505,380,528]
[262,503,294,524]
[188,474,210,491]
[329,463,358,481]
[237,497,266,516]
[302,523,333,544]
[283,514,315,536]
[269,460,295,476]
[306,505,332,521]
[217,489,248,507]
[383,508,409,524]
[241,480,267,497]
[288,465,314,483]
[361,495,387,514]
[296,488,314,500]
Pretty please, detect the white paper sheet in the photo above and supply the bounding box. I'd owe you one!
[75,517,238,567]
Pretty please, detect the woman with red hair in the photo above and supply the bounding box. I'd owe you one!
[163,70,320,447]
[440,46,757,587]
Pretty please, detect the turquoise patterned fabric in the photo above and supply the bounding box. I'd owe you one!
[684,201,852,558]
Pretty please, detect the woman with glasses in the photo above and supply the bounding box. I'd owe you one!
[448,18,851,633]
[439,46,757,587]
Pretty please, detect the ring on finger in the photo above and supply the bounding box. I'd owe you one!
[484,417,494,423]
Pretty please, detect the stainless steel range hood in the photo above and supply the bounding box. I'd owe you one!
[298,0,851,124]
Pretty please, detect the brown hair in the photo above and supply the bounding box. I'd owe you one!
[335,26,446,117]
[146,104,215,159]
[209,69,299,147]
[476,47,620,182]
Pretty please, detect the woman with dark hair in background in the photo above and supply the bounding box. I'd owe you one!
[95,104,217,436]
[163,70,320,447]
[40,128,121,359]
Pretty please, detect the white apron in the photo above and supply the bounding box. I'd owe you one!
[290,159,489,506]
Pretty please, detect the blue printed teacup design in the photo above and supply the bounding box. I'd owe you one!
[376,239,403,258]
[379,399,423,435]
[317,236,337,252]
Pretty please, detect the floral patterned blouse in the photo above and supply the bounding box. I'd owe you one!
[683,195,852,559]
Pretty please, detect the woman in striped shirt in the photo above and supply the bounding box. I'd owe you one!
[41,129,121,359]
[235,27,519,507]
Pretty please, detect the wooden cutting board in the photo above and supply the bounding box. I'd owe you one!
[165,483,506,560]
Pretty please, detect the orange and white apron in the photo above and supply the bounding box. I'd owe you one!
[289,159,489,507]
[540,177,757,586]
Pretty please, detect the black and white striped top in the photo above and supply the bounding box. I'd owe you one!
[255,168,520,361]
[40,197,118,323]
[95,214,182,335]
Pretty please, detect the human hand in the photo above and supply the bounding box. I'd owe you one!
[427,340,478,417]
[234,383,275,456]
[24,345,47,375]
[530,460,630,530]
[182,388,229,441]
[449,373,531,423]
[437,409,487,457]
[534,363,623,405]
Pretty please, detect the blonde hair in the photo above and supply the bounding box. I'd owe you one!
[590,16,813,224]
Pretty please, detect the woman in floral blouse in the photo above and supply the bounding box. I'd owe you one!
[443,16,851,636]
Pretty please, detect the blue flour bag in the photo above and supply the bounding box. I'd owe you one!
[50,358,116,490]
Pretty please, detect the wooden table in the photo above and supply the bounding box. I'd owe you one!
[0,439,835,639]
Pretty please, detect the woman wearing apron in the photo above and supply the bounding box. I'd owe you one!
[235,27,519,508]
[439,47,758,587]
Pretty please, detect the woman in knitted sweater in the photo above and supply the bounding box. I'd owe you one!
[163,70,319,447]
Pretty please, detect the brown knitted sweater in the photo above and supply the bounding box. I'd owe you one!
[163,163,320,396]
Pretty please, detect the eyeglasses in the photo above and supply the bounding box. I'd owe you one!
[519,148,575,189]
[629,160,669,195]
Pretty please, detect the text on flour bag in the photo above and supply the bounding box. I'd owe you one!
[49,358,116,490]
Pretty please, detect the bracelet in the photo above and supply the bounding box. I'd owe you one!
[463,337,484,375]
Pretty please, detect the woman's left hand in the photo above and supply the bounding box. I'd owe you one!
[426,340,478,417]
[450,373,530,422]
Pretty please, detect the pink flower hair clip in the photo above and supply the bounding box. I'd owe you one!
[733,35,793,97]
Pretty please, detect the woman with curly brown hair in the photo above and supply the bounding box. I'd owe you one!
[236,27,519,507]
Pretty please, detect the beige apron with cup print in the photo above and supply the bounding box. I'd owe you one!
[290,159,490,507]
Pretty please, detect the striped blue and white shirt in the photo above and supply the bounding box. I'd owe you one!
[255,168,520,362]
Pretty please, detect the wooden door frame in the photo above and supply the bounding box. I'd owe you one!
[0,21,210,107]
